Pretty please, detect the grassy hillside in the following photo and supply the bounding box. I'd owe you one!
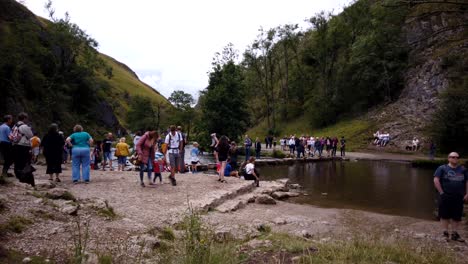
[247,116,376,151]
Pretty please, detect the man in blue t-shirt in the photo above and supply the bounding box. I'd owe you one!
[0,115,13,178]
[434,152,468,242]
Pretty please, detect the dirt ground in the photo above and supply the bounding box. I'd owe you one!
[0,162,467,262]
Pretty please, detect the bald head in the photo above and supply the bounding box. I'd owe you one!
[448,152,460,166]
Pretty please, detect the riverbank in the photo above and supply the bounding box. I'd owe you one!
[0,163,467,263]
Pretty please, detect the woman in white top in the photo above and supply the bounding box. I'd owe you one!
[244,157,259,187]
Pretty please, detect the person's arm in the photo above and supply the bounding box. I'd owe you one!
[65,136,72,147]
[433,167,444,194]
[137,134,147,156]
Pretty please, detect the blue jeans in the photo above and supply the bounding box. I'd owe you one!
[245,148,251,161]
[139,158,153,182]
[72,147,90,182]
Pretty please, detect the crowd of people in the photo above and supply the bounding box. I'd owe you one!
[279,135,346,158]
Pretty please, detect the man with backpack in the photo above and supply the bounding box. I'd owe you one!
[0,115,14,179]
[10,112,35,187]
[165,125,183,186]
[176,126,187,173]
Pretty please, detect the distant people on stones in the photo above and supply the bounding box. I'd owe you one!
[264,136,269,149]
[41,123,65,182]
[288,136,295,155]
[101,132,114,171]
[325,137,332,157]
[115,137,130,171]
[314,138,321,157]
[217,136,230,183]
[412,137,420,151]
[30,132,41,164]
[373,131,380,145]
[177,126,187,173]
[255,137,261,159]
[268,135,273,149]
[136,130,158,187]
[244,157,259,187]
[11,112,35,187]
[165,125,182,186]
[280,137,286,151]
[190,142,201,173]
[331,137,338,157]
[66,124,93,184]
[307,137,314,157]
[296,137,305,158]
[224,158,239,177]
[340,136,346,157]
[0,114,14,179]
[244,135,252,161]
[433,152,468,242]
[272,137,277,149]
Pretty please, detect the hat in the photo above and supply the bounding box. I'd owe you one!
[193,142,199,146]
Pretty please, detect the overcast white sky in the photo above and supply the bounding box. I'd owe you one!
[23,0,352,100]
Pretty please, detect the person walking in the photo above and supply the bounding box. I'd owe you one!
[41,124,65,182]
[0,115,14,179]
[136,130,158,187]
[11,112,35,186]
[340,136,346,157]
[165,126,182,186]
[433,152,468,242]
[115,137,130,171]
[66,125,93,184]
[217,136,230,183]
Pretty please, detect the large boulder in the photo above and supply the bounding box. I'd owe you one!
[255,195,276,205]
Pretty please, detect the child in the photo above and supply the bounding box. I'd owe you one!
[30,132,41,164]
[190,142,201,173]
[92,140,101,170]
[115,137,130,171]
[152,151,164,183]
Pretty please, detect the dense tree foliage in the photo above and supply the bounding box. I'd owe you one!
[168,90,194,139]
[195,44,249,145]
[126,96,166,132]
[242,0,408,130]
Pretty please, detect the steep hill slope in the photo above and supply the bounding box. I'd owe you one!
[0,0,171,136]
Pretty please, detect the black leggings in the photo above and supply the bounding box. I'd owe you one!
[13,145,35,186]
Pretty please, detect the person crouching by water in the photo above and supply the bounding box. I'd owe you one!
[216,136,230,183]
[136,130,158,187]
[244,157,260,187]
[433,152,468,242]
[66,125,93,184]
[41,123,65,182]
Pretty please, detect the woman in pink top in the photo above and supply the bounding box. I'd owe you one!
[136,130,158,187]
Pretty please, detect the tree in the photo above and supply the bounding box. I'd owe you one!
[126,96,163,132]
[168,90,194,110]
[168,90,195,141]
[197,45,249,143]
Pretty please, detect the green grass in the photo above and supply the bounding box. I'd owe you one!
[97,206,117,220]
[0,216,33,234]
[160,227,176,241]
[247,116,375,151]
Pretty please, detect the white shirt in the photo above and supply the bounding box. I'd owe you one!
[165,132,182,153]
[245,163,255,174]
[288,138,295,145]
[133,136,141,147]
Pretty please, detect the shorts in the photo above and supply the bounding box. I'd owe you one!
[169,153,180,168]
[32,147,40,156]
[438,193,464,221]
[117,156,127,165]
[103,152,111,161]
[218,156,227,162]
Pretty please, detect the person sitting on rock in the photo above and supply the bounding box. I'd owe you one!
[224,158,239,177]
[244,157,259,187]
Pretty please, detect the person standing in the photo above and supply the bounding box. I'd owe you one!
[433,152,468,242]
[190,142,201,173]
[30,132,41,164]
[66,125,93,184]
[133,131,142,153]
[136,130,158,187]
[429,141,436,160]
[244,135,252,161]
[115,137,130,171]
[217,136,230,183]
[101,133,114,171]
[0,115,13,178]
[165,125,182,186]
[340,136,346,157]
[11,113,35,186]
[41,123,65,182]
[255,137,261,159]
[177,126,187,173]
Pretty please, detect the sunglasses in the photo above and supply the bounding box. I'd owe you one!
[449,156,459,159]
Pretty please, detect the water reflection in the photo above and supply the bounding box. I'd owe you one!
[260,160,437,219]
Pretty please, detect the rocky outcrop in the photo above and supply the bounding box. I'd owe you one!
[370,8,468,150]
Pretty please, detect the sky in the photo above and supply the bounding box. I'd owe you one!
[23,0,352,100]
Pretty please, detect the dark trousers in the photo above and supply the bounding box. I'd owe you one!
[340,146,345,157]
[13,145,35,186]
[0,142,14,174]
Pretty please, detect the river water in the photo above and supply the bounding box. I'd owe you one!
[259,160,438,220]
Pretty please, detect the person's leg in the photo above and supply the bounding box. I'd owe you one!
[1,142,13,176]
[219,161,226,181]
[109,153,113,171]
[102,152,107,170]
[72,149,80,182]
[139,163,145,186]
[179,150,185,173]
[146,157,153,183]
[81,149,90,182]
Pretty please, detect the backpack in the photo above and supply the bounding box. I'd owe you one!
[168,132,182,150]
[9,123,24,144]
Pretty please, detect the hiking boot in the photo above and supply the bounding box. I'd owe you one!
[169,176,177,186]
[451,232,465,242]
[140,182,145,187]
